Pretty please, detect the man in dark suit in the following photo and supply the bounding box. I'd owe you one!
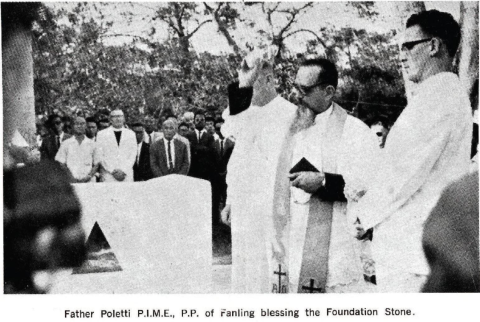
[212,118,235,220]
[150,120,190,177]
[185,110,215,181]
[40,114,72,161]
[132,122,153,181]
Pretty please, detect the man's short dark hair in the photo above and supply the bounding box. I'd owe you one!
[406,10,460,57]
[47,114,61,129]
[131,122,144,128]
[179,122,189,129]
[205,116,215,123]
[85,116,97,125]
[300,58,338,89]
[194,110,206,119]
[165,114,177,120]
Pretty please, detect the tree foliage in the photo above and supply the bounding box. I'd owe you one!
[33,2,407,127]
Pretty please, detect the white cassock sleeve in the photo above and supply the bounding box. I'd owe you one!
[338,117,380,226]
[355,95,455,230]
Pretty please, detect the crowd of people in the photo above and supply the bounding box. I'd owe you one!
[33,108,235,225]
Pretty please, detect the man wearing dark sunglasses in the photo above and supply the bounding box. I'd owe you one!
[285,58,379,293]
[353,10,473,293]
[40,114,72,161]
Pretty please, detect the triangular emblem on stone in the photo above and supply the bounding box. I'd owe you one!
[72,222,122,274]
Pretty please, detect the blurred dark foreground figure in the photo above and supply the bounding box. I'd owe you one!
[422,171,479,292]
[4,162,86,294]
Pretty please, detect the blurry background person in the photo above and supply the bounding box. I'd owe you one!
[143,115,157,144]
[40,114,72,161]
[55,116,101,183]
[132,121,153,181]
[62,115,73,135]
[85,116,98,141]
[186,110,215,181]
[205,115,219,140]
[97,116,110,131]
[178,122,190,138]
[370,118,390,149]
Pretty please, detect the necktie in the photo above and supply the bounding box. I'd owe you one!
[198,131,201,142]
[167,140,173,170]
[136,144,141,165]
[56,136,61,148]
[220,139,224,156]
[149,133,152,143]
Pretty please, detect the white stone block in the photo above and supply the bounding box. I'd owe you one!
[50,175,212,294]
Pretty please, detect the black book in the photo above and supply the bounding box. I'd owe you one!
[289,157,319,176]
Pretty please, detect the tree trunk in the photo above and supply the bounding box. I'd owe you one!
[394,2,426,101]
[3,24,36,147]
[457,1,479,111]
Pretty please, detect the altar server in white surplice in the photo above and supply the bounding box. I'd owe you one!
[282,59,379,293]
[221,49,306,293]
[96,109,137,182]
[352,10,472,292]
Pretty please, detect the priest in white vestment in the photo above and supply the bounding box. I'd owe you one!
[352,10,473,292]
[96,109,137,182]
[279,59,379,293]
[221,50,302,293]
[223,52,380,293]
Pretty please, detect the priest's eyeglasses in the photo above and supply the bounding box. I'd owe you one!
[401,38,432,51]
[292,82,327,95]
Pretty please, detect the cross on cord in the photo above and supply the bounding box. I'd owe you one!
[302,279,322,293]
[273,264,287,291]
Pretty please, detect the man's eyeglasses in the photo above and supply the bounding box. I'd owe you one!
[292,82,326,95]
[401,38,432,51]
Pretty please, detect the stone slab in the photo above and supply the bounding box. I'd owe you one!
[50,175,212,294]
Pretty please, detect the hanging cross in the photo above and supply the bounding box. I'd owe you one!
[301,279,322,293]
[273,264,287,293]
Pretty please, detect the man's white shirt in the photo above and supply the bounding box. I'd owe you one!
[163,138,176,168]
[55,136,100,179]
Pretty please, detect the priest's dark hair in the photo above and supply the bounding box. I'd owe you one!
[300,58,338,89]
[406,10,460,57]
